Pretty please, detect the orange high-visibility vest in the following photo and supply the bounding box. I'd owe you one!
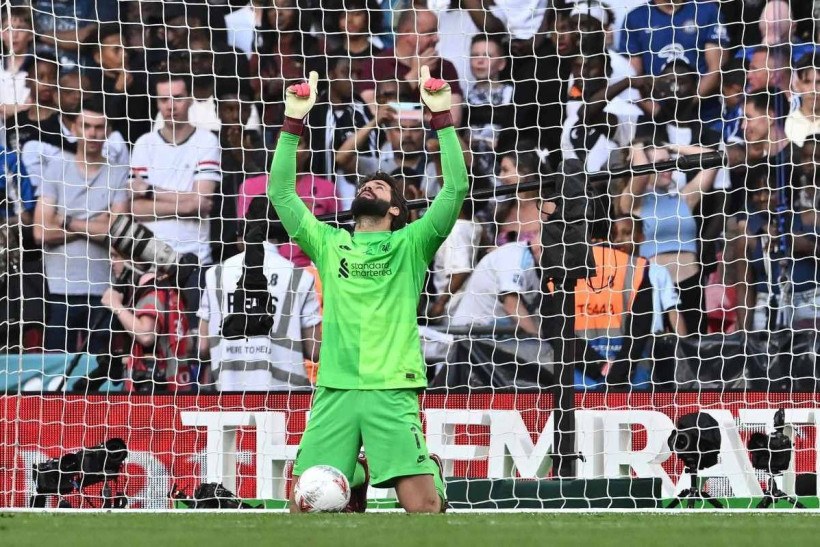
[569,246,647,341]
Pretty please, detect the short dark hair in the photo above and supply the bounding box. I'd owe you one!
[3,6,32,28]
[152,57,194,95]
[357,171,409,231]
[81,94,106,117]
[745,88,790,125]
[796,50,820,76]
[470,33,506,53]
[721,58,747,89]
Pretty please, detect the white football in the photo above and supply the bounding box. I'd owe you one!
[294,465,351,513]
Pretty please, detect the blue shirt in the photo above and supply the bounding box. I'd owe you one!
[619,0,729,76]
[735,43,819,64]
[638,192,699,259]
[0,148,35,217]
[747,210,819,295]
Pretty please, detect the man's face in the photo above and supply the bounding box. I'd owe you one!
[98,33,124,70]
[58,73,84,113]
[797,68,820,111]
[2,16,31,55]
[341,11,368,34]
[553,16,579,57]
[652,66,697,120]
[269,0,297,31]
[219,96,249,126]
[399,11,438,56]
[747,50,788,91]
[78,110,108,155]
[352,178,398,220]
[30,63,57,106]
[376,80,400,104]
[399,118,424,154]
[156,79,192,124]
[498,156,521,186]
[743,103,772,143]
[330,59,353,98]
[470,39,506,81]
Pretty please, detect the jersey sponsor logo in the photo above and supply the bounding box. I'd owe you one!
[337,257,393,279]
[657,43,688,65]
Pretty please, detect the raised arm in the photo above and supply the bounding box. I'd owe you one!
[410,67,469,255]
[267,72,331,259]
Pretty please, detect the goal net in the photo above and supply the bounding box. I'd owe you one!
[2,0,820,510]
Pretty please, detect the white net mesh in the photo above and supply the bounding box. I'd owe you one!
[2,0,820,510]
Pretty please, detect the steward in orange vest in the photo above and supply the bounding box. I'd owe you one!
[547,244,654,384]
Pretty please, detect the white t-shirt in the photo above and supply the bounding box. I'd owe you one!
[490,0,548,40]
[198,243,322,392]
[562,50,640,172]
[648,262,680,333]
[131,129,222,264]
[224,4,256,56]
[451,241,539,326]
[432,218,482,310]
[785,108,820,147]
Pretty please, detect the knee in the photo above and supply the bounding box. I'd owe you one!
[401,495,441,514]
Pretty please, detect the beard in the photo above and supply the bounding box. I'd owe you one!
[351,195,391,219]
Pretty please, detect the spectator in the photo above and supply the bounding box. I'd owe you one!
[88,23,153,146]
[428,198,482,320]
[463,34,516,186]
[0,6,34,120]
[559,2,642,172]
[8,56,62,154]
[746,47,791,93]
[32,96,130,353]
[385,113,440,197]
[495,149,544,245]
[735,0,816,64]
[30,0,101,70]
[611,215,686,335]
[620,141,719,334]
[735,164,820,332]
[130,68,221,267]
[796,134,820,228]
[308,57,384,207]
[101,252,191,393]
[251,0,323,145]
[325,0,385,85]
[634,59,722,147]
[239,133,337,268]
[541,236,654,386]
[786,52,820,147]
[359,8,464,126]
[153,39,257,135]
[215,91,267,263]
[198,197,322,391]
[619,0,729,118]
[450,239,542,336]
[711,57,747,144]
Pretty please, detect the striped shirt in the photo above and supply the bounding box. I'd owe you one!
[130,129,221,264]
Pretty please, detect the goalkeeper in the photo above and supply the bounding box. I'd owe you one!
[268,67,467,513]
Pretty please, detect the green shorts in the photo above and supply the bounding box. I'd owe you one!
[293,387,445,501]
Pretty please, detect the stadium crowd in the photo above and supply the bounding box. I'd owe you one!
[0,0,818,391]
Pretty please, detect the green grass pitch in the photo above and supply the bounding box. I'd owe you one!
[3,513,820,547]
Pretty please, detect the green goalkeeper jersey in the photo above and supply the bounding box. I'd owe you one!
[268,126,468,390]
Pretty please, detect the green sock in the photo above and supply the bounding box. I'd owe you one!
[350,461,366,489]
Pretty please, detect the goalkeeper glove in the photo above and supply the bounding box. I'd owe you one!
[284,71,319,120]
[419,65,451,113]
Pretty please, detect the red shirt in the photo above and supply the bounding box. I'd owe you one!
[128,283,190,392]
[356,49,464,99]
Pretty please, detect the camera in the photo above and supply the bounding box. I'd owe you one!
[667,412,721,471]
[109,215,199,283]
[748,408,793,475]
[31,439,128,507]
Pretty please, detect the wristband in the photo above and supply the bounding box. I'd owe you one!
[429,111,453,130]
[282,116,305,136]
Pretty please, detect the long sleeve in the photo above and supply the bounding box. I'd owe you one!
[267,130,331,263]
[410,125,469,262]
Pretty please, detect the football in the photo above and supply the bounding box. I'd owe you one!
[293,465,351,513]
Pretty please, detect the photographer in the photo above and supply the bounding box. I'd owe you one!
[198,197,321,391]
[101,250,191,393]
